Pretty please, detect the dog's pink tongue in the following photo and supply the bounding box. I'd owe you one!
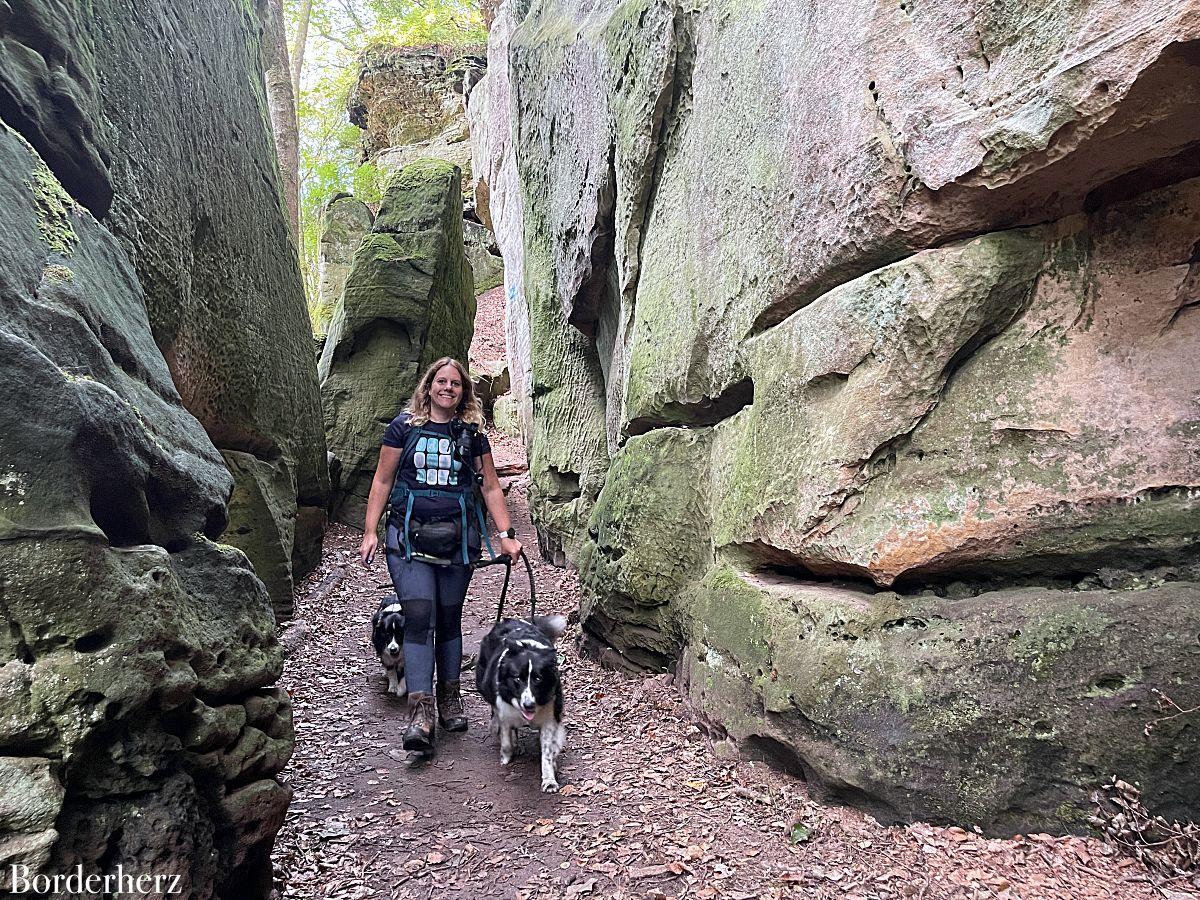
[522,710,535,722]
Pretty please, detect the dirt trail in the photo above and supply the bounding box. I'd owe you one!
[271,477,1175,900]
[272,287,1182,899]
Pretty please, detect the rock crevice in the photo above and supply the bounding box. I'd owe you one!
[481,0,1200,831]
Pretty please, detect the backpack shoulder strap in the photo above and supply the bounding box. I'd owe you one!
[401,424,423,463]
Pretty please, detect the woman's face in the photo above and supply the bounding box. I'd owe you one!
[429,364,464,415]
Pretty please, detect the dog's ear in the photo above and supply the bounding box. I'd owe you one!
[533,614,568,641]
[371,609,383,628]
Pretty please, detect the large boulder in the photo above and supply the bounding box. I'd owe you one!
[0,0,331,619]
[0,124,289,897]
[319,160,475,526]
[350,48,486,180]
[316,194,375,333]
[681,566,1200,834]
[716,179,1200,584]
[483,0,1200,832]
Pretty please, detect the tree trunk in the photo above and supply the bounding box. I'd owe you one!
[259,0,300,242]
[290,0,314,100]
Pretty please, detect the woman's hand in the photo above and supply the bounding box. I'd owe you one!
[500,536,523,560]
[361,446,402,568]
[360,532,379,567]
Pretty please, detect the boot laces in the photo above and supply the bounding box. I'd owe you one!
[410,694,434,727]
[440,683,465,715]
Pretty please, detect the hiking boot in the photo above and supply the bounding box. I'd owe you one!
[436,680,468,732]
[403,692,435,752]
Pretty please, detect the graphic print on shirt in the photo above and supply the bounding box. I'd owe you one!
[412,435,461,486]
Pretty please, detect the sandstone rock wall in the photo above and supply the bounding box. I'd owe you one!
[0,0,316,887]
[0,125,289,898]
[468,0,535,446]
[319,160,476,526]
[1,0,332,618]
[351,48,486,180]
[482,0,1200,831]
[316,194,376,332]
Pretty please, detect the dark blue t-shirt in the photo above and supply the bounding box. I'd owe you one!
[382,413,492,516]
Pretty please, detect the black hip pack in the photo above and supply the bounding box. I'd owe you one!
[407,516,463,559]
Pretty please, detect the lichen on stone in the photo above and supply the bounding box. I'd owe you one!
[27,161,79,256]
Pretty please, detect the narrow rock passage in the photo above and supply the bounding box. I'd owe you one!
[273,283,1169,900]
[271,479,1163,900]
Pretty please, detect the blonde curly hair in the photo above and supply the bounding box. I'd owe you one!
[406,357,484,427]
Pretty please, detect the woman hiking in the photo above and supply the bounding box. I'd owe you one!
[359,357,523,754]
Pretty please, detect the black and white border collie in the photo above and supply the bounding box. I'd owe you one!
[371,601,406,697]
[476,615,567,792]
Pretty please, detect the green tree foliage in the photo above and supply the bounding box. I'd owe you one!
[288,0,484,332]
[363,0,486,48]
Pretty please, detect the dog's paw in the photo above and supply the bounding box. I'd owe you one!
[499,751,513,766]
[541,779,560,793]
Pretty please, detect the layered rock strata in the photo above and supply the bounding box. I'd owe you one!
[319,160,476,526]
[350,48,486,178]
[0,125,290,898]
[480,0,1200,830]
[0,0,331,618]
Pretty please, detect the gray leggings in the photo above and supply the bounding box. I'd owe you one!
[384,522,474,694]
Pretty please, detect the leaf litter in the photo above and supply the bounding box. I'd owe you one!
[272,474,1196,899]
[273,295,1196,899]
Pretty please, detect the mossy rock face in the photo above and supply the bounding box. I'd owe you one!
[291,504,328,580]
[507,5,611,557]
[464,218,504,293]
[0,0,329,656]
[220,450,298,620]
[487,0,1200,836]
[319,160,475,526]
[714,179,1200,585]
[316,194,375,333]
[578,427,713,669]
[0,125,290,897]
[0,126,230,550]
[522,233,609,567]
[505,1,661,564]
[504,0,1200,433]
[681,565,1200,834]
[491,394,521,438]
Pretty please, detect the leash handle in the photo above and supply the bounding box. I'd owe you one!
[495,560,513,622]
[475,551,536,623]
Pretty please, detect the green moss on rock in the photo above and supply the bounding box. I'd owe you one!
[319,159,475,526]
[680,565,1200,834]
[578,427,713,669]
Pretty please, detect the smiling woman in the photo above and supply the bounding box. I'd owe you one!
[358,357,523,758]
